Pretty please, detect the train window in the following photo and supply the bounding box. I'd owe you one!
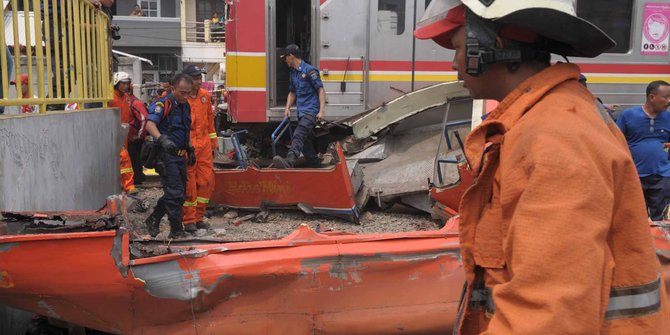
[378,0,406,35]
[576,0,633,53]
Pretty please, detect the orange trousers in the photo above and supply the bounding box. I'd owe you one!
[120,146,135,192]
[183,145,215,225]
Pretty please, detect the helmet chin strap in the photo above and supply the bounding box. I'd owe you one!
[465,9,549,77]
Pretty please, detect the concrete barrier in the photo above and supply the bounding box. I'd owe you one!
[0,109,122,212]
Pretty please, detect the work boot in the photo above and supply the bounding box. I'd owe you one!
[184,224,198,233]
[195,221,211,230]
[304,158,322,168]
[144,214,161,237]
[273,153,297,169]
[168,220,188,239]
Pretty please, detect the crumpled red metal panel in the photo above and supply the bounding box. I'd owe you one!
[211,144,359,222]
[0,223,463,334]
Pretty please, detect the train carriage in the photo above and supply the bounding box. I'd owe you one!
[225,0,670,124]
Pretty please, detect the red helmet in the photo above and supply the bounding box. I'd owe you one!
[414,1,465,49]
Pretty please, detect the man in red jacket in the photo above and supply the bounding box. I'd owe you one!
[109,72,136,194]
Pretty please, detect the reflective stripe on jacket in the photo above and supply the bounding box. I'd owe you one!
[454,63,669,334]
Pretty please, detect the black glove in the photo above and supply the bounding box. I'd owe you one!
[157,135,177,154]
[187,146,196,166]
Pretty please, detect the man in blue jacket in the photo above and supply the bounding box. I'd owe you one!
[273,44,326,168]
[617,80,670,220]
[144,73,196,239]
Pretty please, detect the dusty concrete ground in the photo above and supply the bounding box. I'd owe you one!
[127,186,441,242]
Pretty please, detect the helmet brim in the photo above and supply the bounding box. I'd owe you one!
[414,19,462,42]
[497,8,615,58]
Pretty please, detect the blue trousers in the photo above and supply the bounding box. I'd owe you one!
[289,113,317,160]
[640,174,670,220]
[153,150,187,225]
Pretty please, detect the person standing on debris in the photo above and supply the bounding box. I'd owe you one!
[181,65,218,233]
[110,72,137,195]
[144,73,195,239]
[273,44,326,169]
[415,1,668,333]
[616,81,670,220]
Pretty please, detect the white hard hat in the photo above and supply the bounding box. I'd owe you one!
[113,72,131,86]
[416,0,615,58]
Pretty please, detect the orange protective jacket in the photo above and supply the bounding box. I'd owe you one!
[109,89,134,192]
[183,88,218,224]
[187,88,218,151]
[454,63,669,334]
[111,90,132,126]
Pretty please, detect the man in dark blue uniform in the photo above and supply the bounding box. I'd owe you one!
[273,44,326,168]
[617,80,670,220]
[144,73,196,239]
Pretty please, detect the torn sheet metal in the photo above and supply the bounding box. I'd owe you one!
[0,212,669,334]
[347,159,364,196]
[211,144,360,223]
[0,222,468,334]
[348,82,470,140]
[346,138,389,162]
[349,88,474,213]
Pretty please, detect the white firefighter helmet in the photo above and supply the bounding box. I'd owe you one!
[415,0,615,58]
[113,72,131,86]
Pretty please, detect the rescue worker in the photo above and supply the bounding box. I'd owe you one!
[144,73,195,239]
[272,44,326,169]
[617,80,670,220]
[414,1,669,333]
[110,72,137,195]
[181,65,218,232]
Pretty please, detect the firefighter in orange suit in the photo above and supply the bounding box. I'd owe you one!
[415,1,669,333]
[181,65,218,232]
[110,72,137,194]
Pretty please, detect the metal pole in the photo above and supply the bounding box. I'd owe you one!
[410,0,417,92]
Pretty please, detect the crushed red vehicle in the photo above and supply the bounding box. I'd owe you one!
[211,144,360,223]
[1,178,669,335]
[0,209,465,334]
[1,89,669,334]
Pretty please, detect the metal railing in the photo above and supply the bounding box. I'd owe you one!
[0,0,112,113]
[184,20,225,43]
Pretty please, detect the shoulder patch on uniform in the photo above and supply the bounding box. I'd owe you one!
[154,105,163,113]
[155,102,164,107]
[309,70,318,80]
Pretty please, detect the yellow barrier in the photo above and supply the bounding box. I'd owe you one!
[0,0,112,113]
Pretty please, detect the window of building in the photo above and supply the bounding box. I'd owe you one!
[576,0,633,53]
[196,0,226,22]
[139,0,160,18]
[378,0,406,35]
[141,54,180,82]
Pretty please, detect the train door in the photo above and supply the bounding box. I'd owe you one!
[318,0,370,119]
[367,0,416,108]
[268,0,318,116]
